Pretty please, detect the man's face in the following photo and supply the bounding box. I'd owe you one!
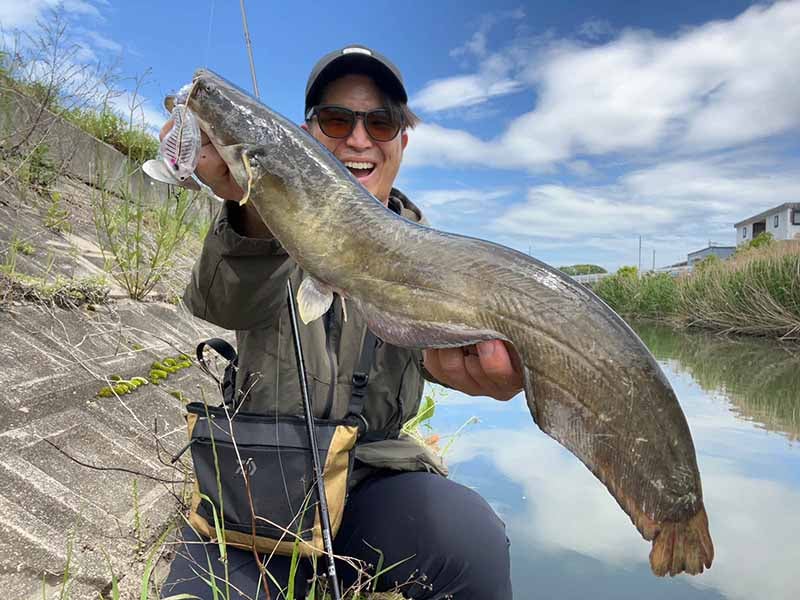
[306,74,408,206]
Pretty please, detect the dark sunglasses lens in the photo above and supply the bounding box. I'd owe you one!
[317,107,355,138]
[365,110,400,141]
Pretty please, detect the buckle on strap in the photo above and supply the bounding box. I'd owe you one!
[352,371,369,391]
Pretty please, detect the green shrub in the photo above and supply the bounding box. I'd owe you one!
[637,273,679,317]
[94,185,198,300]
[594,266,639,314]
[559,264,607,276]
[19,144,58,189]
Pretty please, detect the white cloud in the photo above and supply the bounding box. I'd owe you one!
[413,8,530,113]
[412,74,522,113]
[404,122,497,167]
[0,0,100,28]
[414,187,512,208]
[409,0,800,168]
[108,92,166,131]
[83,30,122,53]
[492,184,675,240]
[621,157,800,225]
[577,18,614,41]
[449,419,800,600]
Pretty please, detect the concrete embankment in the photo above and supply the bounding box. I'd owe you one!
[1,92,227,598]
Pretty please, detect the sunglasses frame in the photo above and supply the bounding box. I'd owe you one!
[305,104,403,142]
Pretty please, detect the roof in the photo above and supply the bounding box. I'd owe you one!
[688,245,735,256]
[734,203,800,227]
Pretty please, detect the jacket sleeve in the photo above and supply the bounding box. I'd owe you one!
[183,201,293,330]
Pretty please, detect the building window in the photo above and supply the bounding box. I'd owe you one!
[742,227,747,238]
[793,210,800,226]
[774,215,779,227]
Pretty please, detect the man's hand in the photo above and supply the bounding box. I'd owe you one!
[160,120,273,237]
[159,119,244,201]
[423,340,523,401]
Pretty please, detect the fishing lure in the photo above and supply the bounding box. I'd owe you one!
[142,84,201,190]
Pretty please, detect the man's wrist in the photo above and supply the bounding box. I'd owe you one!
[228,200,273,239]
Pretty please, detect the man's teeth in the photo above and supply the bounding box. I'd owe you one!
[344,161,375,170]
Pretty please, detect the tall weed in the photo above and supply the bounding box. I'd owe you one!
[94,183,197,300]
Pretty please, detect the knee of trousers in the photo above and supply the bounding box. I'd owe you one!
[408,479,512,598]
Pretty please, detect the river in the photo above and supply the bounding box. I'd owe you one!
[425,322,800,600]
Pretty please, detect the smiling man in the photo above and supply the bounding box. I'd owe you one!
[162,45,519,599]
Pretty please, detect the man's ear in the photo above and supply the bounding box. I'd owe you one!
[301,122,309,131]
[401,130,409,151]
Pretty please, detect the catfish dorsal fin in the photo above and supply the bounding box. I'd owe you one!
[297,276,334,324]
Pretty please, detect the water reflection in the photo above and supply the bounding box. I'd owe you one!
[634,322,800,441]
[431,325,800,600]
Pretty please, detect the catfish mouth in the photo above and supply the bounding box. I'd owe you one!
[185,71,241,148]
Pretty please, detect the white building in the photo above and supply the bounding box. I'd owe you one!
[734,203,800,246]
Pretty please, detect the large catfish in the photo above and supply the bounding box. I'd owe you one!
[185,69,714,576]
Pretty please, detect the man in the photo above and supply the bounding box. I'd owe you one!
[162,45,519,599]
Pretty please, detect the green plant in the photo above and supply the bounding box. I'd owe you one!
[736,231,775,255]
[558,264,607,276]
[594,267,640,315]
[9,235,35,256]
[18,143,58,189]
[62,107,159,163]
[0,271,109,308]
[44,191,70,232]
[94,184,198,300]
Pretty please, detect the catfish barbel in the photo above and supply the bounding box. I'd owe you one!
[184,69,714,577]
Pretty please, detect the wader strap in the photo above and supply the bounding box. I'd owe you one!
[195,338,238,406]
[347,330,378,432]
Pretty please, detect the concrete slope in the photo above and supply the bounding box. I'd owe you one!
[1,89,235,598]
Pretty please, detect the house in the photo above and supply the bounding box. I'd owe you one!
[734,203,800,246]
[687,244,735,266]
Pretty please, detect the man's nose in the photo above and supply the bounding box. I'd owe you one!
[345,117,373,150]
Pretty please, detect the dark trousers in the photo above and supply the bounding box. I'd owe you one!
[161,470,512,599]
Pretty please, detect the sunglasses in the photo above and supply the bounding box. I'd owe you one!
[305,104,402,142]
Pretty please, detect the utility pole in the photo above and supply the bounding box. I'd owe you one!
[638,235,642,275]
[652,249,656,271]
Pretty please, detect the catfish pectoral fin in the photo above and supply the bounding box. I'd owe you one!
[297,275,334,324]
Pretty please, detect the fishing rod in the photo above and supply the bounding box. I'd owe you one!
[239,7,340,594]
[286,279,343,600]
[239,0,260,98]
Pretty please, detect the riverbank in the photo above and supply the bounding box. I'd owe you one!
[594,240,800,339]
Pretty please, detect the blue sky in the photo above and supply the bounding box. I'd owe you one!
[2,0,799,271]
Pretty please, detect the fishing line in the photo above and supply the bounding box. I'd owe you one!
[204,0,216,69]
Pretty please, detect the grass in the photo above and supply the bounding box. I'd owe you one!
[93,183,200,301]
[594,238,800,338]
[44,190,71,232]
[62,106,158,163]
[0,52,158,165]
[0,270,109,308]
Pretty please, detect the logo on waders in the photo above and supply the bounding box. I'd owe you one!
[235,457,257,477]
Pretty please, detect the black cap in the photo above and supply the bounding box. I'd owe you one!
[305,45,408,114]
